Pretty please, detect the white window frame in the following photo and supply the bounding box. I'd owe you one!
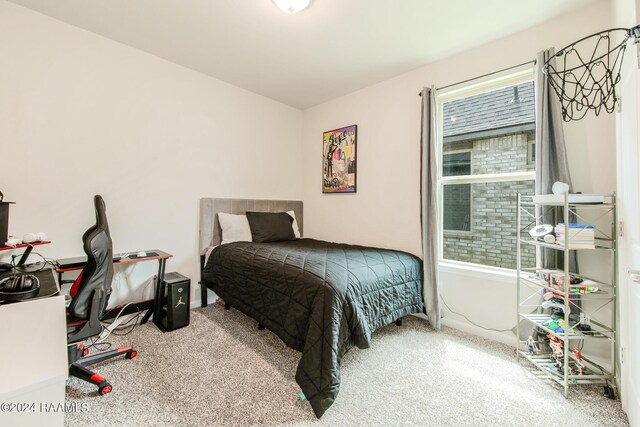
[442,148,473,236]
[437,69,535,273]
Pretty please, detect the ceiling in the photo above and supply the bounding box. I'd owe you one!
[9,0,598,109]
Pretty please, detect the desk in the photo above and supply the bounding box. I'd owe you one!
[56,250,172,328]
[0,268,66,427]
[0,267,60,305]
[0,241,51,266]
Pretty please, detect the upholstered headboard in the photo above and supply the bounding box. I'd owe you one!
[198,198,303,255]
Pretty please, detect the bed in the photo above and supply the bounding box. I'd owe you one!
[198,198,424,417]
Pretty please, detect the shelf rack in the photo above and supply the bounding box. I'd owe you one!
[516,193,617,397]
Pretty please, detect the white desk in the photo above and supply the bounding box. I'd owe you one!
[0,273,67,427]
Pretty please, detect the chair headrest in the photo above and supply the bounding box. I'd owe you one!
[94,195,109,235]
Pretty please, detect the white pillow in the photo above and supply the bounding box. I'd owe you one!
[218,213,252,244]
[287,210,301,238]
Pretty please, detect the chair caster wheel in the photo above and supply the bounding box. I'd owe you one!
[125,350,138,359]
[258,322,265,330]
[99,383,112,396]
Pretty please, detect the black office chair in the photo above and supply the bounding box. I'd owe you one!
[66,195,137,396]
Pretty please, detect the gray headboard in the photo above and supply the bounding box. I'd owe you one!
[198,198,303,254]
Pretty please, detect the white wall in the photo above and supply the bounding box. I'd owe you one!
[0,1,303,306]
[612,0,638,27]
[301,0,616,345]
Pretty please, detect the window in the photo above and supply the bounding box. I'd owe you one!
[443,151,471,233]
[443,151,471,176]
[438,71,536,270]
[527,140,536,165]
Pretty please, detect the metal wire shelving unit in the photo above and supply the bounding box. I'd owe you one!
[516,193,617,397]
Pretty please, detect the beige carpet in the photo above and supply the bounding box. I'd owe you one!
[64,305,629,426]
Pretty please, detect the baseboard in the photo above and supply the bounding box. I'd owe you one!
[442,317,516,348]
[190,288,218,310]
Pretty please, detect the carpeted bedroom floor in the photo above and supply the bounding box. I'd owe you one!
[64,304,629,427]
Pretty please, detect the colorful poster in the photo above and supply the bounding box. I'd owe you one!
[322,125,357,193]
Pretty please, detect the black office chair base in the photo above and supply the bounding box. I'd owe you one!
[68,343,137,396]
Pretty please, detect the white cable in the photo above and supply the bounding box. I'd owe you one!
[97,302,133,342]
[440,295,514,333]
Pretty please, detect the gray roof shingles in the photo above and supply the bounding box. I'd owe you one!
[442,81,534,138]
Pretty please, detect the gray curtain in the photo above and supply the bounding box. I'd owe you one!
[534,48,577,271]
[420,86,440,330]
[535,48,573,196]
[525,49,578,343]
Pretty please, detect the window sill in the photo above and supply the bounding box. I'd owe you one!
[438,260,517,283]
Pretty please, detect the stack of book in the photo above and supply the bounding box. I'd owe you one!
[555,223,595,249]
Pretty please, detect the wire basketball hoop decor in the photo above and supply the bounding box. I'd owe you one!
[544,25,640,122]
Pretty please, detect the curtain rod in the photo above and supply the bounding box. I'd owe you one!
[418,59,536,96]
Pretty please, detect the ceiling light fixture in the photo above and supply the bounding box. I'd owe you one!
[273,0,311,14]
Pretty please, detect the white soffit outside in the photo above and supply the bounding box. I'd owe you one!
[8,0,599,109]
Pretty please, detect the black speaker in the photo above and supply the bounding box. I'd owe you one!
[159,272,190,331]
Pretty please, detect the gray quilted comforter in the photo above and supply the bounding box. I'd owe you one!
[201,238,424,417]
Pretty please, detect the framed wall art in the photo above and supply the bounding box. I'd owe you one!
[322,124,357,193]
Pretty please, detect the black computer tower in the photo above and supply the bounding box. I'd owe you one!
[159,272,190,331]
[0,203,11,246]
